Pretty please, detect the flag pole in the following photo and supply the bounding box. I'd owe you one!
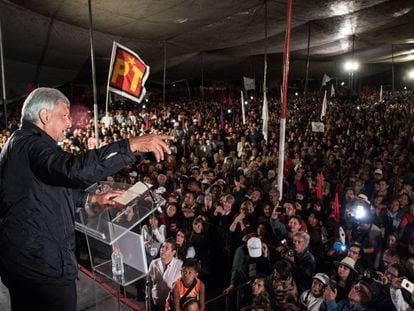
[241,90,245,124]
[277,0,293,200]
[0,17,7,126]
[200,52,204,104]
[88,0,99,147]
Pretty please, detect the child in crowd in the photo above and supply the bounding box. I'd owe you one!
[167,258,205,311]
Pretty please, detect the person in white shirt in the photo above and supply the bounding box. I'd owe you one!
[147,238,183,311]
[101,111,113,128]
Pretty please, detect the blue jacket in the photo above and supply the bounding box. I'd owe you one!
[319,300,367,311]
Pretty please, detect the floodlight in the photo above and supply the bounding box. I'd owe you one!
[354,205,366,220]
[344,60,359,71]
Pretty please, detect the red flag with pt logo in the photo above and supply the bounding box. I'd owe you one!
[107,42,150,103]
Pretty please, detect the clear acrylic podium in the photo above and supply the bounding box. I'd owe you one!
[75,181,165,287]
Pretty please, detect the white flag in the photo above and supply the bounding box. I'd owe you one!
[311,122,325,132]
[243,76,256,91]
[262,92,269,141]
[330,84,335,97]
[241,91,246,125]
[379,85,383,102]
[320,90,327,120]
[321,73,331,86]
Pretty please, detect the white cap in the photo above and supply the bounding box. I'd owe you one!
[313,273,329,285]
[374,168,383,175]
[247,237,262,258]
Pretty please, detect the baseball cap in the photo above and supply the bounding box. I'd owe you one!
[313,273,329,285]
[247,237,262,258]
[374,168,383,175]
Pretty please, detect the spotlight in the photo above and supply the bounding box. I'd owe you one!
[353,205,366,220]
[408,69,414,80]
[344,60,359,71]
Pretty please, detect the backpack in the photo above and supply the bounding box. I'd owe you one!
[165,278,198,311]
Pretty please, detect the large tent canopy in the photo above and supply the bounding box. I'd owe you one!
[1,0,414,96]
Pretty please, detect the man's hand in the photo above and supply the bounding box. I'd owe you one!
[324,286,337,301]
[223,284,235,295]
[91,190,125,206]
[373,271,388,286]
[129,134,173,162]
[391,277,403,289]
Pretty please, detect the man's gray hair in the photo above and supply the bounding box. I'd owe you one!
[21,88,70,123]
[294,231,310,248]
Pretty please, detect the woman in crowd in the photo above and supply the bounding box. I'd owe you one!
[141,213,166,265]
[330,257,360,302]
[176,228,196,261]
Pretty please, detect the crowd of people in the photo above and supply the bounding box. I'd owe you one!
[1,87,414,310]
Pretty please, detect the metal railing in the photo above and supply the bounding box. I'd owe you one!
[205,280,252,311]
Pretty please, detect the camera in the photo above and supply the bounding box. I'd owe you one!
[280,239,295,257]
[363,269,382,281]
[401,279,414,294]
[276,207,286,214]
[333,241,347,252]
[344,197,372,230]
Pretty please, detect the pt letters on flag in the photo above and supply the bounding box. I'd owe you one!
[108,42,150,103]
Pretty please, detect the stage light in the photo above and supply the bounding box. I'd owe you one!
[341,81,345,86]
[344,60,359,72]
[408,69,414,80]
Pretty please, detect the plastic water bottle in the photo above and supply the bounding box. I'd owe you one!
[111,246,124,277]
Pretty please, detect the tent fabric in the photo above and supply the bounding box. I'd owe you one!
[1,0,414,95]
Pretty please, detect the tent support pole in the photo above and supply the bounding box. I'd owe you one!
[163,41,167,106]
[391,44,395,94]
[88,0,99,147]
[0,18,7,126]
[304,21,311,100]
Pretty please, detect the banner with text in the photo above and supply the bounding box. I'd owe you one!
[108,42,150,103]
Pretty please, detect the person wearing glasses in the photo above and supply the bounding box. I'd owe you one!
[320,280,373,311]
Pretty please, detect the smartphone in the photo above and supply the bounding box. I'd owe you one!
[276,207,286,213]
[401,279,414,294]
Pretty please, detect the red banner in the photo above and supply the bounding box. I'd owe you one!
[108,42,149,103]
